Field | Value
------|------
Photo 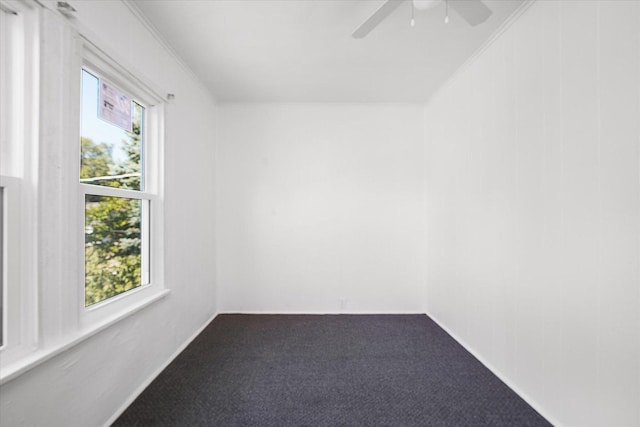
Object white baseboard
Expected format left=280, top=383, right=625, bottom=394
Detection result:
left=426, top=312, right=562, bottom=427
left=103, top=311, right=219, bottom=427
left=217, top=310, right=426, bottom=315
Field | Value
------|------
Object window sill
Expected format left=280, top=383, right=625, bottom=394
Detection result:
left=0, top=289, right=170, bottom=385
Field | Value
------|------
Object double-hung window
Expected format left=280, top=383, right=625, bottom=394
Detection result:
left=79, top=47, right=164, bottom=319
left=0, top=0, right=38, bottom=366
left=1, top=3, right=167, bottom=382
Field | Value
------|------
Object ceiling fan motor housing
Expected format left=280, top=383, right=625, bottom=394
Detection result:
left=413, top=0, right=442, bottom=11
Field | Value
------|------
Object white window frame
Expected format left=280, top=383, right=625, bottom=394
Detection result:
left=0, top=0, right=39, bottom=367
left=0, top=1, right=169, bottom=384
left=0, top=176, right=24, bottom=357
left=78, top=42, right=166, bottom=327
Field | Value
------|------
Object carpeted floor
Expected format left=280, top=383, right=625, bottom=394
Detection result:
left=114, top=314, right=550, bottom=426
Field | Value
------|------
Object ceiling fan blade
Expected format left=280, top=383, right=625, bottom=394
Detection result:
left=449, top=0, right=492, bottom=26
left=352, top=0, right=407, bottom=39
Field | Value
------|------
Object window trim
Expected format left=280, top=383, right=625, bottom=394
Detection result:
left=0, top=0, right=169, bottom=385
left=77, top=41, right=166, bottom=327
left=0, top=0, right=39, bottom=368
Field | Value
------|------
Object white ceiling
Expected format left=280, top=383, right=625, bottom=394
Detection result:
left=133, top=0, right=525, bottom=103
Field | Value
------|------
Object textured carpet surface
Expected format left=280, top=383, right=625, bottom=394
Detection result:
left=114, top=314, right=550, bottom=426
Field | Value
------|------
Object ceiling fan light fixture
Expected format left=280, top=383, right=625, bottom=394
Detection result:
left=352, top=0, right=492, bottom=39
left=413, top=0, right=442, bottom=11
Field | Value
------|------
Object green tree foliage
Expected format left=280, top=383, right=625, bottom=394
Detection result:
left=84, top=196, right=141, bottom=305
left=115, top=102, right=143, bottom=190
left=81, top=137, right=113, bottom=180
left=83, top=107, right=143, bottom=306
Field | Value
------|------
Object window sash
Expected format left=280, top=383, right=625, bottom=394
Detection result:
left=82, top=194, right=151, bottom=307
left=0, top=175, right=28, bottom=357
left=79, top=183, right=157, bottom=201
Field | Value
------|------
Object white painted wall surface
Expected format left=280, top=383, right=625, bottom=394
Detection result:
left=216, top=104, right=426, bottom=313
left=424, top=1, right=640, bottom=426
left=0, top=2, right=217, bottom=426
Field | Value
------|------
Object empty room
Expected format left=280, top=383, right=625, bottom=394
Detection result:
left=0, top=0, right=638, bottom=425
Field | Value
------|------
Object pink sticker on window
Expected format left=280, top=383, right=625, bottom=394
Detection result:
left=99, top=80, right=132, bottom=132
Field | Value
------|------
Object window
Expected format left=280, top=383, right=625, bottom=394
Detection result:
left=1, top=2, right=167, bottom=381
left=0, top=1, right=14, bottom=351
left=0, top=0, right=38, bottom=366
left=80, top=69, right=149, bottom=306
left=79, top=57, right=162, bottom=310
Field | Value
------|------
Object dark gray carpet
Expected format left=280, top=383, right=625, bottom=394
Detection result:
left=114, top=314, right=550, bottom=426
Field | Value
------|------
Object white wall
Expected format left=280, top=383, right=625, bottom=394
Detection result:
left=216, top=104, right=426, bottom=313
left=424, top=1, right=639, bottom=426
left=0, top=2, right=217, bottom=426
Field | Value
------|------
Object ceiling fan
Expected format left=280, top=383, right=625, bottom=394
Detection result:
left=352, top=0, right=492, bottom=39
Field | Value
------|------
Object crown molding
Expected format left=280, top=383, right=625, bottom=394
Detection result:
left=121, top=0, right=217, bottom=103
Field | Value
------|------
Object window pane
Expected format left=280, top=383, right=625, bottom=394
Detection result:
left=80, top=69, right=144, bottom=191
left=85, top=195, right=142, bottom=306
